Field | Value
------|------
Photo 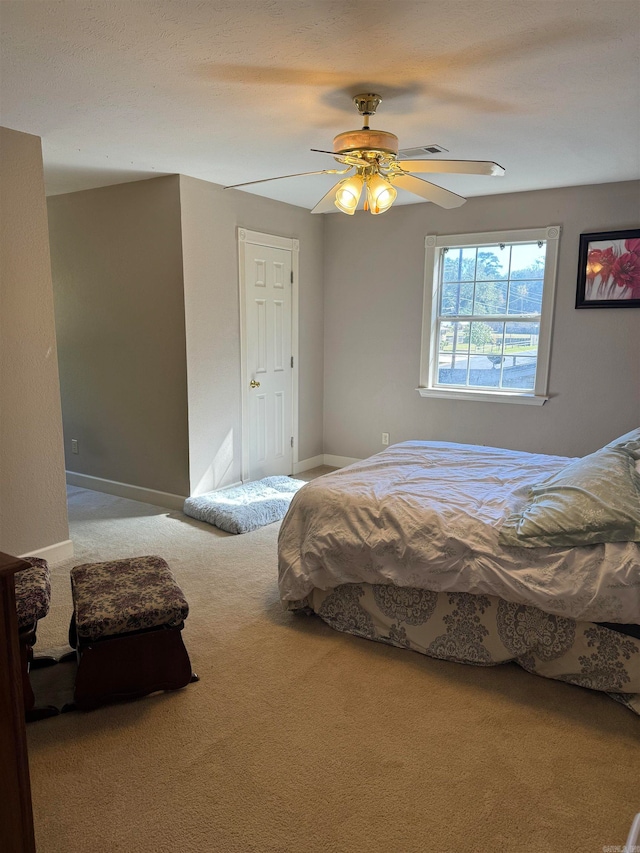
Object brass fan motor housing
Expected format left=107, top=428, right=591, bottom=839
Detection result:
left=223, top=88, right=501, bottom=215
left=333, top=129, right=399, bottom=157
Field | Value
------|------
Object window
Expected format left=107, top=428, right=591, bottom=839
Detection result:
left=419, top=226, right=561, bottom=405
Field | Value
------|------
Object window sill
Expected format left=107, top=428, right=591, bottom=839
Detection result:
left=416, top=387, right=548, bottom=405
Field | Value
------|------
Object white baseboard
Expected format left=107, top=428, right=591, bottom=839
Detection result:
left=19, top=538, right=74, bottom=565
left=66, top=471, right=187, bottom=512
left=323, top=454, right=362, bottom=469
left=293, top=454, right=362, bottom=473
left=66, top=460, right=362, bottom=510
left=293, top=455, right=324, bottom=474
left=193, top=479, right=242, bottom=495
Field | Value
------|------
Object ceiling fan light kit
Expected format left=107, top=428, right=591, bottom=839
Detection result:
left=334, top=174, right=364, bottom=214
left=224, top=93, right=505, bottom=216
left=365, top=173, right=397, bottom=214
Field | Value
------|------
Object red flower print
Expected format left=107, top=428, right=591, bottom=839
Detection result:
left=586, top=249, right=602, bottom=280
left=599, top=246, right=615, bottom=280
left=612, top=252, right=640, bottom=297
left=587, top=246, right=615, bottom=281
left=625, top=238, right=640, bottom=256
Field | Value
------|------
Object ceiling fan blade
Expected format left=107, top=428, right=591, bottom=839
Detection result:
left=392, top=173, right=467, bottom=209
left=310, top=149, right=370, bottom=167
left=397, top=159, right=505, bottom=176
left=224, top=168, right=349, bottom=189
left=310, top=180, right=343, bottom=214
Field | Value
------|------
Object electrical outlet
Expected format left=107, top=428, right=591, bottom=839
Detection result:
left=381, top=432, right=389, bottom=446
left=71, top=439, right=79, bottom=454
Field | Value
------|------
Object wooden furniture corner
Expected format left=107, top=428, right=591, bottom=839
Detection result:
left=0, top=551, right=36, bottom=853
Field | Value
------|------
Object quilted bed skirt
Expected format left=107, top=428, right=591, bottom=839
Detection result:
left=286, top=584, right=640, bottom=715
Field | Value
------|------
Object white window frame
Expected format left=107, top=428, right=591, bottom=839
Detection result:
left=418, top=226, right=561, bottom=405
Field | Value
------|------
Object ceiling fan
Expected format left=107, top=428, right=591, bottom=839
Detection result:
left=225, top=93, right=505, bottom=215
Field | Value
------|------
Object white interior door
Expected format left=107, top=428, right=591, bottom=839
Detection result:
left=241, top=235, right=294, bottom=481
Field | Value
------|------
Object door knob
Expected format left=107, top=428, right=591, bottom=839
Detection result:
left=250, top=379, right=261, bottom=388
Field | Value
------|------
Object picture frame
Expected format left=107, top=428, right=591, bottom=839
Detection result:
left=575, top=228, right=640, bottom=308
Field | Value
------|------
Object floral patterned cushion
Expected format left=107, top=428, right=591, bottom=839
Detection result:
left=15, top=557, right=51, bottom=631
left=70, top=555, right=189, bottom=641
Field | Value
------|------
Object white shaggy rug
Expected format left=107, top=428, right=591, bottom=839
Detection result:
left=183, top=475, right=306, bottom=533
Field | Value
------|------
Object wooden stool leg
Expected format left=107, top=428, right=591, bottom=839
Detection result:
left=19, top=636, right=59, bottom=722
left=75, top=626, right=194, bottom=711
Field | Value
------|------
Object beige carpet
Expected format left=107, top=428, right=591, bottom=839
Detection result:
left=28, top=478, right=639, bottom=853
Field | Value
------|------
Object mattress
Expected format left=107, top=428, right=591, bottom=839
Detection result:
left=278, top=441, right=640, bottom=625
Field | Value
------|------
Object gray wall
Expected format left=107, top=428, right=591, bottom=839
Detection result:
left=179, top=175, right=324, bottom=494
left=48, top=176, right=191, bottom=496
left=0, top=127, right=69, bottom=555
left=48, top=173, right=324, bottom=499
left=323, top=180, right=640, bottom=460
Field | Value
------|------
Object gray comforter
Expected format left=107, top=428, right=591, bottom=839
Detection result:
left=278, top=441, right=640, bottom=624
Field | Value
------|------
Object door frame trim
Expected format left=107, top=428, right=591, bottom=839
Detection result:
left=238, top=228, right=299, bottom=482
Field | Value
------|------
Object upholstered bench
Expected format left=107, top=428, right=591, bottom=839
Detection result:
left=15, top=557, right=52, bottom=714
left=69, top=555, right=196, bottom=710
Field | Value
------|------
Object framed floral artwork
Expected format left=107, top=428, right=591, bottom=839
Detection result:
left=576, top=228, right=640, bottom=308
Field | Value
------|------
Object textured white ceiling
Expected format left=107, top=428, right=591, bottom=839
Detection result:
left=1, top=0, right=639, bottom=209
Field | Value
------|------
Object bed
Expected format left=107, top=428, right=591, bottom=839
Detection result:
left=278, top=434, right=640, bottom=714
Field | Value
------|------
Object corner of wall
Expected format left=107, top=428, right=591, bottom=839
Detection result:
left=0, top=126, right=70, bottom=555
